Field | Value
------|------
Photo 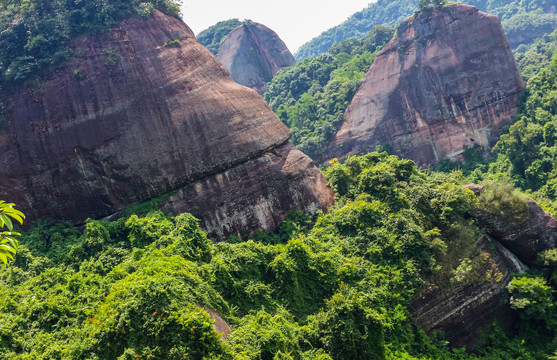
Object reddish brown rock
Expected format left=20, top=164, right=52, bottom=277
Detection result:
left=325, top=4, right=524, bottom=166
left=411, top=236, right=528, bottom=349
left=217, top=23, right=295, bottom=94
left=0, top=10, right=333, bottom=239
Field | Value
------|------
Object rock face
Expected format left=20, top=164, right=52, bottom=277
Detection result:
left=0, top=10, right=333, bottom=240
left=217, top=23, right=295, bottom=94
left=476, top=200, right=557, bottom=267
left=325, top=4, right=524, bottom=166
left=411, top=236, right=528, bottom=349
left=412, top=186, right=557, bottom=349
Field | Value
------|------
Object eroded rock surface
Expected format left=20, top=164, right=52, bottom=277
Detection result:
left=217, top=23, right=295, bottom=94
left=0, top=10, right=333, bottom=239
left=413, top=186, right=557, bottom=349
left=325, top=4, right=524, bottom=166
left=411, top=236, right=528, bottom=349
left=476, top=200, right=557, bottom=267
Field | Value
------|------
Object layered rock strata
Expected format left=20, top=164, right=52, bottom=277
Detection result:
left=411, top=236, right=528, bottom=349
left=0, top=10, right=333, bottom=239
left=413, top=185, right=557, bottom=349
left=476, top=200, right=557, bottom=267
left=217, top=23, right=295, bottom=94
left=325, top=4, right=524, bottom=166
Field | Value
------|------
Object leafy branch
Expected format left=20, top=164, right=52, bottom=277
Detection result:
left=0, top=201, right=25, bottom=265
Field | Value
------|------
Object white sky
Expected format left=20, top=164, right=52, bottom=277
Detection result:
left=181, top=1, right=375, bottom=53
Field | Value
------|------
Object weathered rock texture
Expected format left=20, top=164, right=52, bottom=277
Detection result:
left=325, top=4, right=524, bottom=166
left=412, top=185, right=557, bottom=349
left=476, top=200, right=557, bottom=267
left=0, top=10, right=333, bottom=240
left=217, top=23, right=295, bottom=94
left=411, top=236, right=528, bottom=349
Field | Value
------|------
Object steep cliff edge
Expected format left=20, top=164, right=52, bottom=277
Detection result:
left=0, top=10, right=333, bottom=240
left=217, top=23, right=295, bottom=94
left=325, top=4, right=524, bottom=166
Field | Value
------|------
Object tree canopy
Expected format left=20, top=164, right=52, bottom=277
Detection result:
left=0, top=0, right=182, bottom=87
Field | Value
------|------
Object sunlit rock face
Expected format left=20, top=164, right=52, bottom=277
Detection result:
left=217, top=23, right=295, bottom=94
left=325, top=4, right=524, bottom=166
left=0, top=10, right=333, bottom=240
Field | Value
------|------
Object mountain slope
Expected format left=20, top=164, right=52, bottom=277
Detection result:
left=217, top=23, right=296, bottom=94
left=324, top=4, right=524, bottom=165
left=0, top=10, right=333, bottom=240
left=295, top=0, right=557, bottom=60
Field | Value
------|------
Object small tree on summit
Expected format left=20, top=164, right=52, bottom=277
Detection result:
left=418, top=0, right=447, bottom=10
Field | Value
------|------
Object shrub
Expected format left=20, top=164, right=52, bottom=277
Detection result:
left=164, top=39, right=181, bottom=48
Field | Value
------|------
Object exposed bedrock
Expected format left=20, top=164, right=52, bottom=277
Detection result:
left=0, top=10, right=333, bottom=239
left=324, top=4, right=524, bottom=166
left=411, top=236, right=528, bottom=349
left=217, top=23, right=295, bottom=94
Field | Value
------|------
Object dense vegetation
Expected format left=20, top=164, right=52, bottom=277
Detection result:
left=0, top=0, right=181, bottom=87
left=1, top=1, right=557, bottom=359
left=295, top=0, right=557, bottom=60
left=196, top=19, right=243, bottom=55
left=263, top=26, right=394, bottom=159
left=1, top=153, right=555, bottom=359
left=295, top=0, right=418, bottom=61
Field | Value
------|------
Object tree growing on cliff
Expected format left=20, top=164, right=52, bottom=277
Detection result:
left=418, top=0, right=447, bottom=11
left=0, top=201, right=24, bottom=264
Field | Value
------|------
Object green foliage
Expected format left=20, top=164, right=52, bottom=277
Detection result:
left=308, top=285, right=385, bottom=360
left=137, top=2, right=154, bottom=19
left=295, top=0, right=419, bottom=60
left=163, top=39, right=181, bottom=48
left=477, top=181, right=530, bottom=223
left=0, top=201, right=24, bottom=265
left=1, top=154, right=556, bottom=358
left=72, top=66, right=85, bottom=80
left=264, top=26, right=393, bottom=159
left=226, top=308, right=308, bottom=359
left=508, top=276, right=556, bottom=329
left=103, top=47, right=120, bottom=67
left=418, top=0, right=447, bottom=11
left=197, top=19, right=244, bottom=55
left=296, top=0, right=556, bottom=60
left=0, top=0, right=182, bottom=87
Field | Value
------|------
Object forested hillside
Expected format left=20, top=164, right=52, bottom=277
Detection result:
left=196, top=19, right=244, bottom=55
left=2, top=153, right=556, bottom=359
left=295, top=0, right=557, bottom=60
left=1, top=0, right=557, bottom=359
left=263, top=26, right=394, bottom=159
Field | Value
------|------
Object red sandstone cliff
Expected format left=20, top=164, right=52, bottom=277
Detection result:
left=0, top=10, right=333, bottom=240
left=325, top=4, right=524, bottom=166
left=217, top=23, right=295, bottom=94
